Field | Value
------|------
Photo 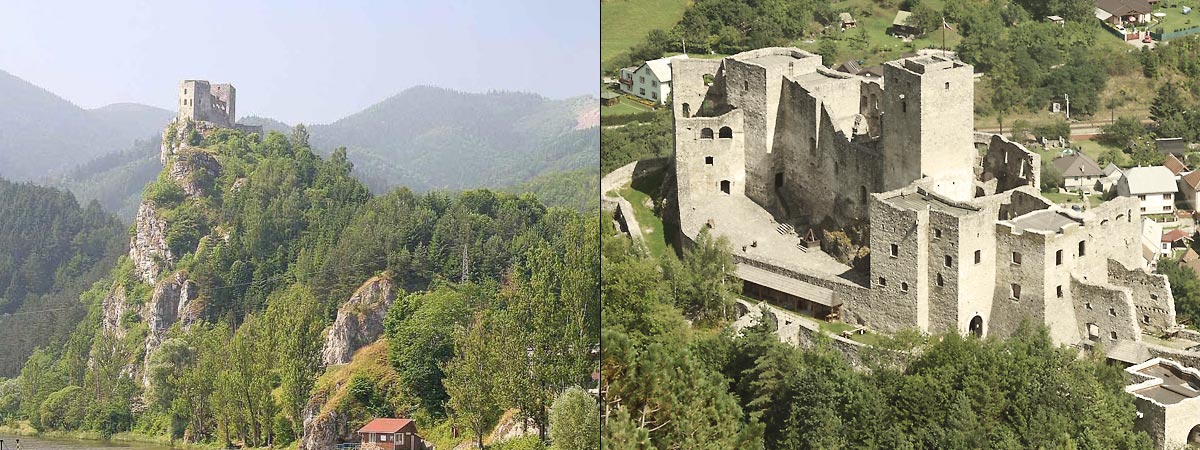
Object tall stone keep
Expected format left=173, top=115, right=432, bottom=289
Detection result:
left=880, top=55, right=975, bottom=201
left=179, top=80, right=237, bottom=128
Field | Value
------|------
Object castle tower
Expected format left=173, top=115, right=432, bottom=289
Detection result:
left=880, top=56, right=975, bottom=201
left=177, top=80, right=235, bottom=127
left=178, top=80, right=209, bottom=123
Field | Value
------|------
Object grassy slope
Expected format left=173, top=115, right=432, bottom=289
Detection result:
left=810, top=0, right=961, bottom=67
left=600, top=0, right=690, bottom=69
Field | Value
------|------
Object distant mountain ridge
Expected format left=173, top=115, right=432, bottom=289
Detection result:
left=0, top=69, right=173, bottom=181
left=308, top=86, right=599, bottom=193
left=2, top=74, right=597, bottom=218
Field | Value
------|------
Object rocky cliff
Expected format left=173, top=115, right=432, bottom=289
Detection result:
left=128, top=202, right=172, bottom=285
left=321, top=275, right=397, bottom=366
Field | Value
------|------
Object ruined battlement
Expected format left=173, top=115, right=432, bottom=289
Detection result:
left=177, top=80, right=261, bottom=135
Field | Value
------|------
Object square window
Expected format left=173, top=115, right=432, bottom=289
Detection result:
left=1110, top=331, right=1118, bottom=340
left=705, top=156, right=714, bottom=165
left=934, top=228, right=942, bottom=239
left=901, top=282, right=909, bottom=292
left=1012, top=252, right=1022, bottom=265
left=878, top=277, right=887, bottom=287
left=1109, top=308, right=1117, bottom=316
left=1010, top=283, right=1021, bottom=300
left=890, top=244, right=899, bottom=257
left=944, top=255, right=952, bottom=268
left=1143, top=314, right=1151, bottom=324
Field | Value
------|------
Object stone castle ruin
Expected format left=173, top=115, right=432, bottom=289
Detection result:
left=177, top=80, right=263, bottom=134
left=669, top=48, right=1177, bottom=348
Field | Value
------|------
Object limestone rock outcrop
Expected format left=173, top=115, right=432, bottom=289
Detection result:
left=169, top=150, right=221, bottom=197
left=321, top=275, right=397, bottom=366
left=100, top=287, right=129, bottom=341
left=129, top=202, right=172, bottom=285
left=141, top=272, right=202, bottom=383
left=299, top=393, right=346, bottom=450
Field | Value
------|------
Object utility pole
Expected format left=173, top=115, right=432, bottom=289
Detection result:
left=682, top=36, right=688, bottom=56
left=1064, top=93, right=1071, bottom=121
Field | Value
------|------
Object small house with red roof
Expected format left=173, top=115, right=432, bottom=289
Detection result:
left=1161, top=228, right=1192, bottom=255
left=357, top=418, right=425, bottom=450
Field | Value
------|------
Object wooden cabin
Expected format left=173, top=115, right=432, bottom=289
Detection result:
left=357, top=418, right=424, bottom=450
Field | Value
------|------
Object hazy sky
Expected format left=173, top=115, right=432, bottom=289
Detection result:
left=0, top=0, right=598, bottom=124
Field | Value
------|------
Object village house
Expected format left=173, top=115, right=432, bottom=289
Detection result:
left=619, top=54, right=688, bottom=105
left=1118, top=166, right=1178, bottom=215
left=1179, top=170, right=1200, bottom=210
left=1100, top=163, right=1124, bottom=193
left=1052, top=153, right=1105, bottom=192
left=839, top=12, right=857, bottom=29
left=1095, top=0, right=1154, bottom=25
left=357, top=418, right=424, bottom=450
left=1157, top=137, right=1189, bottom=157
left=1160, top=228, right=1191, bottom=255
left=891, top=10, right=920, bottom=36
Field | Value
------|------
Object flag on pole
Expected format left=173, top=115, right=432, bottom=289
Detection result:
left=943, top=18, right=955, bottom=31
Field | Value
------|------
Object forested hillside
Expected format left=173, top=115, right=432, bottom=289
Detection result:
left=0, top=122, right=599, bottom=450
left=0, top=179, right=125, bottom=376
left=310, top=86, right=599, bottom=193
left=0, top=69, right=170, bottom=181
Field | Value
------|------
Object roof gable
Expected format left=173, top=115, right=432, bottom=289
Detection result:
left=1183, top=170, right=1200, bottom=190
left=640, top=55, right=688, bottom=83
left=1165, top=153, right=1189, bottom=175
left=1095, top=0, right=1153, bottom=15
left=1052, top=154, right=1104, bottom=178
left=358, top=418, right=414, bottom=434
left=1122, top=166, right=1178, bottom=194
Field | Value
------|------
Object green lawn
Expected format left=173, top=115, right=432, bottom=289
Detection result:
left=1043, top=191, right=1085, bottom=204
left=618, top=167, right=670, bottom=259
left=601, top=0, right=690, bottom=70
left=1152, top=0, right=1200, bottom=34
left=601, top=95, right=656, bottom=117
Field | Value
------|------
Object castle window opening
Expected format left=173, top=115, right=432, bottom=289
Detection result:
left=945, top=82, right=950, bottom=90
left=1010, top=284, right=1021, bottom=300
left=1056, top=285, right=1063, bottom=298
left=1078, top=240, right=1085, bottom=256
left=1110, top=331, right=1118, bottom=340
left=860, top=186, right=867, bottom=204
left=682, top=103, right=691, bottom=118
left=1086, top=302, right=1093, bottom=310
left=705, top=156, right=714, bottom=165
left=974, top=250, right=982, bottom=264
left=934, top=228, right=942, bottom=239
left=1109, top=307, right=1117, bottom=316
left=809, top=137, right=817, bottom=156
left=1151, top=294, right=1159, bottom=300
left=878, top=277, right=887, bottom=287
left=775, top=172, right=784, bottom=187
left=944, top=255, right=952, bottom=268
left=1012, top=252, right=1022, bottom=265
left=720, top=180, right=731, bottom=194
left=1143, top=314, right=1151, bottom=324
left=902, top=100, right=907, bottom=113
left=890, top=244, right=898, bottom=257
left=936, top=273, right=944, bottom=287
left=184, top=88, right=188, bottom=94
left=701, top=128, right=714, bottom=139
left=719, top=127, right=733, bottom=139
left=1088, top=323, right=1099, bottom=339
left=744, top=80, right=748, bottom=90
left=1055, top=250, right=1063, bottom=266
left=901, top=282, right=909, bottom=292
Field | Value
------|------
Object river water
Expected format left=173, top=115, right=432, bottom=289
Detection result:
left=0, top=435, right=172, bottom=450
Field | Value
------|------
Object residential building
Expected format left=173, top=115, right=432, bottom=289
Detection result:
left=357, top=418, right=424, bottom=450
left=1157, top=137, right=1188, bottom=157
left=1118, top=166, right=1177, bottom=215
left=840, top=12, right=857, bottom=29
left=618, top=54, right=688, bottom=105
left=1161, top=228, right=1191, bottom=255
left=1052, top=153, right=1105, bottom=192
left=1179, top=170, right=1200, bottom=210
left=1095, top=0, right=1154, bottom=25
left=1100, top=163, right=1124, bottom=193
left=891, top=10, right=920, bottom=36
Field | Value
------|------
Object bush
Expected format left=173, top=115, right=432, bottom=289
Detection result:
left=39, top=385, right=85, bottom=430
left=144, top=177, right=186, bottom=207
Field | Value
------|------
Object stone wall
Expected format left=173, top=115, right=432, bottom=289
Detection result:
left=867, top=188, right=928, bottom=333
left=1109, top=259, right=1176, bottom=335
left=982, top=134, right=1040, bottom=192
left=1070, top=276, right=1140, bottom=344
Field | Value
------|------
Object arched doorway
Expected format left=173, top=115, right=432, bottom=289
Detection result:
left=1189, top=424, right=1200, bottom=444
left=968, top=316, right=984, bottom=337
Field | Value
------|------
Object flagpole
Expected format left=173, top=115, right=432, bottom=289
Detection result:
left=942, top=16, right=946, bottom=57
